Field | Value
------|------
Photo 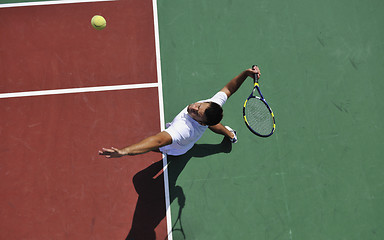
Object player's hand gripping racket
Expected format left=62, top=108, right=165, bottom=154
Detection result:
left=243, top=65, right=276, bottom=137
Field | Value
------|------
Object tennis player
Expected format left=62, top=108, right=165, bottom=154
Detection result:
left=99, top=66, right=261, bottom=157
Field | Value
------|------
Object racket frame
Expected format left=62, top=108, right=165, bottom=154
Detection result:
left=242, top=68, right=276, bottom=137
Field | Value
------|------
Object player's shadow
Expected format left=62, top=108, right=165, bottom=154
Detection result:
left=125, top=137, right=232, bottom=240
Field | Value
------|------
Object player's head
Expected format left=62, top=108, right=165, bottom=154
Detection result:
left=187, top=102, right=223, bottom=126
left=204, top=102, right=223, bottom=125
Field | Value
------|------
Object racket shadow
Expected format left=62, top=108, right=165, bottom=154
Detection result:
left=126, top=137, right=233, bottom=240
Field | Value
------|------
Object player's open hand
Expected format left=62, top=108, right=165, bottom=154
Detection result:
left=99, top=147, right=125, bottom=158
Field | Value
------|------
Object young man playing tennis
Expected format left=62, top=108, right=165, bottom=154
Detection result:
left=99, top=66, right=261, bottom=158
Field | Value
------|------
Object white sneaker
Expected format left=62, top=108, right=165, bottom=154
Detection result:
left=225, top=126, right=238, bottom=143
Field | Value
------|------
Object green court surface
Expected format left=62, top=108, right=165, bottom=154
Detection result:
left=158, top=0, right=384, bottom=239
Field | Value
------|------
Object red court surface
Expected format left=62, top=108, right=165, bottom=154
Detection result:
left=0, top=0, right=168, bottom=239
left=1, top=0, right=157, bottom=93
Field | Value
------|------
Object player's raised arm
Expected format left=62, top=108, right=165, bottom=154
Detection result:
left=220, top=66, right=261, bottom=98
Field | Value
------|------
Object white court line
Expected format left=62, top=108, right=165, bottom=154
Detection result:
left=152, top=0, right=173, bottom=239
left=0, top=0, right=115, bottom=8
left=0, top=83, right=158, bottom=99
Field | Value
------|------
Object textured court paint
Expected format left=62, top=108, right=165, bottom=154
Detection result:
left=0, top=0, right=169, bottom=239
left=0, top=0, right=157, bottom=93
left=158, top=0, right=384, bottom=239
left=0, top=89, right=164, bottom=239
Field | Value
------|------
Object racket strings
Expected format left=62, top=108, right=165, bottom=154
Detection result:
left=245, top=98, right=274, bottom=135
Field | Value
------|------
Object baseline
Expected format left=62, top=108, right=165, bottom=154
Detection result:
left=0, top=83, right=158, bottom=99
left=0, top=0, right=115, bottom=8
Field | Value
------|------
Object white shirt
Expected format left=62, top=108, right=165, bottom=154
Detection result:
left=159, top=91, right=228, bottom=156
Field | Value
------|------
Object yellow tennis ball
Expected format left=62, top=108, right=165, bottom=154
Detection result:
left=91, top=15, right=106, bottom=30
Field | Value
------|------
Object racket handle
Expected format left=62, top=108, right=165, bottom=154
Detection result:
left=251, top=65, right=259, bottom=82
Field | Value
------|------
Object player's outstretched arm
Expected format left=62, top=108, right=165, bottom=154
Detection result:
left=220, top=66, right=261, bottom=98
left=99, top=131, right=172, bottom=158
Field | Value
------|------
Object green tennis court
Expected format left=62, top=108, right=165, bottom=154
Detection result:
left=158, top=0, right=384, bottom=239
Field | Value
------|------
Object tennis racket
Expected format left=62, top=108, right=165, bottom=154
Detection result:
left=243, top=65, right=275, bottom=137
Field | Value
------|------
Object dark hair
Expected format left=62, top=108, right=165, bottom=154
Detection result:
left=204, top=102, right=223, bottom=126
